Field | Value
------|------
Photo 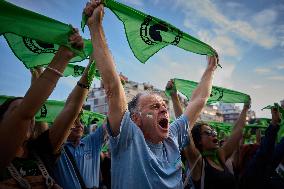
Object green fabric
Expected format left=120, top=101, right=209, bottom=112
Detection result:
left=0, top=95, right=65, bottom=123
left=4, top=33, right=93, bottom=69
left=0, top=0, right=85, bottom=57
left=262, top=103, right=284, bottom=142
left=208, top=121, right=268, bottom=139
left=63, top=63, right=101, bottom=78
left=82, top=0, right=216, bottom=63
left=62, top=64, right=86, bottom=77
left=87, top=60, right=101, bottom=86
left=0, top=95, right=106, bottom=125
left=34, top=99, right=65, bottom=123
left=101, top=144, right=109, bottom=153
left=208, top=121, right=232, bottom=135
left=80, top=110, right=106, bottom=126
left=201, top=150, right=220, bottom=166
left=166, top=78, right=250, bottom=104
left=247, top=118, right=270, bottom=129
left=81, top=13, right=87, bottom=33
left=0, top=95, right=11, bottom=105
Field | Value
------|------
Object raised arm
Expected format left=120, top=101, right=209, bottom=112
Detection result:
left=270, top=108, right=283, bottom=170
left=50, top=53, right=94, bottom=154
left=0, top=31, right=82, bottom=169
left=219, top=100, right=250, bottom=161
left=85, top=1, right=127, bottom=136
left=166, top=79, right=183, bottom=118
left=184, top=56, right=218, bottom=127
left=242, top=108, right=281, bottom=178
left=183, top=56, right=218, bottom=181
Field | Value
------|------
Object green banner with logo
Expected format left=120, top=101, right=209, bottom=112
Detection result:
left=0, top=95, right=105, bottom=126
left=82, top=0, right=216, bottom=63
left=165, top=78, right=250, bottom=104
left=4, top=33, right=93, bottom=69
left=0, top=0, right=85, bottom=57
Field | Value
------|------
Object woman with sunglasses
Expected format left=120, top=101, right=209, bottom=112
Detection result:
left=186, top=100, right=251, bottom=189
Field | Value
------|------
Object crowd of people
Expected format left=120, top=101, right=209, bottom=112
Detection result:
left=0, top=1, right=283, bottom=189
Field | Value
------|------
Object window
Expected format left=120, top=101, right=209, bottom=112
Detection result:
left=83, top=105, right=91, bottom=111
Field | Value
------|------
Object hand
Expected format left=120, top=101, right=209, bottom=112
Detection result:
left=165, top=79, right=177, bottom=95
left=30, top=67, right=44, bottom=79
left=59, top=28, right=84, bottom=58
left=69, top=28, right=84, bottom=50
left=119, top=73, right=127, bottom=85
left=271, top=108, right=281, bottom=126
left=244, top=97, right=251, bottom=109
left=206, top=55, right=218, bottom=71
left=84, top=0, right=104, bottom=27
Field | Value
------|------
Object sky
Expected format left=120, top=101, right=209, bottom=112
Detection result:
left=0, top=0, right=284, bottom=118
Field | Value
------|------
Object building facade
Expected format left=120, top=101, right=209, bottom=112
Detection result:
left=85, top=76, right=174, bottom=118
left=86, top=77, right=255, bottom=124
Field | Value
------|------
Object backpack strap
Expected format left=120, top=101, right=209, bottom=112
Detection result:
left=183, top=154, right=202, bottom=188
left=33, top=152, right=55, bottom=189
left=7, top=163, right=31, bottom=189
left=64, top=145, right=87, bottom=189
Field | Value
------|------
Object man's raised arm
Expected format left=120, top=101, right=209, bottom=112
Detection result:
left=85, top=1, right=127, bottom=136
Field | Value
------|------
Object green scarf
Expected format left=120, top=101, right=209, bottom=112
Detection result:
left=0, top=95, right=106, bottom=125
left=165, top=78, right=250, bottom=104
left=201, top=150, right=220, bottom=166
left=4, top=33, right=93, bottom=69
left=81, top=0, right=217, bottom=63
left=0, top=0, right=85, bottom=57
left=262, top=103, right=284, bottom=142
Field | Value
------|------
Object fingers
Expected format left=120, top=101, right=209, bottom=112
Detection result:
left=91, top=0, right=101, bottom=7
left=206, top=56, right=218, bottom=71
left=166, top=80, right=174, bottom=90
left=35, top=67, right=44, bottom=75
left=244, top=96, right=251, bottom=108
left=84, top=0, right=102, bottom=16
left=70, top=36, right=84, bottom=49
left=69, top=29, right=84, bottom=50
left=84, top=2, right=94, bottom=17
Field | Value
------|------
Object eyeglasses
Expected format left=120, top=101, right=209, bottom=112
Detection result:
left=201, top=129, right=217, bottom=137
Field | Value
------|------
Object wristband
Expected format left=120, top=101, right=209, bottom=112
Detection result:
left=46, top=67, right=63, bottom=77
left=77, top=81, right=90, bottom=89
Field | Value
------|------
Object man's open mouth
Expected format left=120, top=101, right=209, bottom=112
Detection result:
left=159, top=118, right=168, bottom=129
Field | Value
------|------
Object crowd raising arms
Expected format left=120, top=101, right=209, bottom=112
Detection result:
left=0, top=30, right=84, bottom=171
left=1, top=0, right=283, bottom=189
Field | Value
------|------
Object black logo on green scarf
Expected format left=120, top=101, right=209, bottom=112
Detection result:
left=210, top=88, right=224, bottom=101
left=40, top=104, right=47, bottom=118
left=74, top=65, right=85, bottom=76
left=23, top=37, right=57, bottom=54
left=140, top=15, right=182, bottom=45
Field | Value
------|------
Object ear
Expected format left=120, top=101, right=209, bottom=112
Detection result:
left=131, top=112, right=142, bottom=127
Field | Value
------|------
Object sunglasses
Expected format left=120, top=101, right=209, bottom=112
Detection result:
left=201, top=129, right=217, bottom=137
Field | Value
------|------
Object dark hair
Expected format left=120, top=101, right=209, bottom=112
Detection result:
left=191, top=122, right=210, bottom=152
left=0, top=97, right=23, bottom=121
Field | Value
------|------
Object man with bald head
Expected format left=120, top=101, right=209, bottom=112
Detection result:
left=84, top=1, right=218, bottom=188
